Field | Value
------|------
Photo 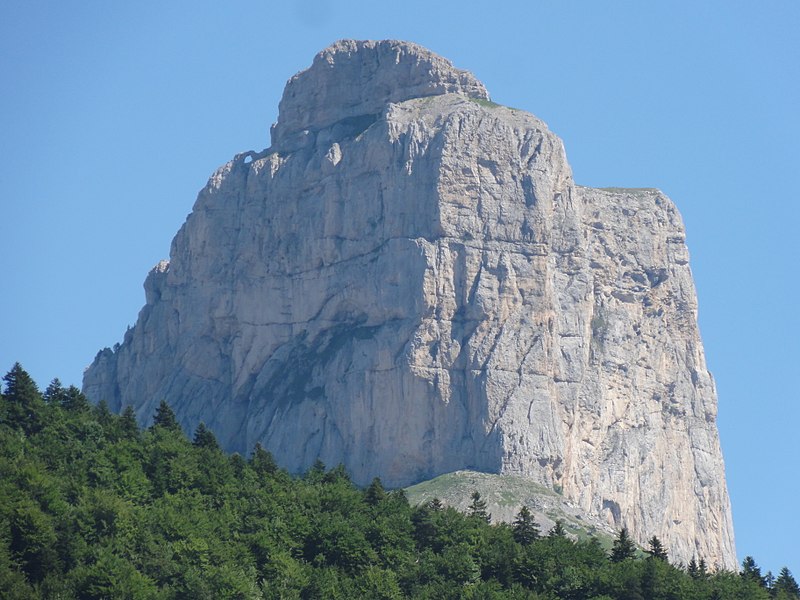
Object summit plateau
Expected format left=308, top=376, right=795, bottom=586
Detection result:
left=84, top=40, right=736, bottom=568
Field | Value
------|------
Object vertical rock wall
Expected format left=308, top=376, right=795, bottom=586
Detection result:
left=84, top=40, right=735, bottom=568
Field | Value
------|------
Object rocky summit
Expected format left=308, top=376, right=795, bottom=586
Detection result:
left=84, top=40, right=736, bottom=568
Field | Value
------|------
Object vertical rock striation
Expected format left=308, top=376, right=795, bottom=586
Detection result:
left=83, top=39, right=735, bottom=568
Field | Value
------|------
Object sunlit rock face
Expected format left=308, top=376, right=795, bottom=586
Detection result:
left=84, top=39, right=735, bottom=568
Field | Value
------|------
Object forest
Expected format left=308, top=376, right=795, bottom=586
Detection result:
left=1, top=362, right=798, bottom=599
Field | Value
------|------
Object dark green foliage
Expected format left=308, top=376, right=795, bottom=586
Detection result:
left=611, top=527, right=637, bottom=562
left=45, top=379, right=91, bottom=413
left=775, top=567, right=800, bottom=599
left=647, top=535, right=668, bottom=561
left=42, top=378, right=64, bottom=404
left=512, top=505, right=540, bottom=546
left=92, top=398, right=112, bottom=426
left=365, top=476, right=387, bottom=506
left=698, top=557, right=708, bottom=578
left=469, top=490, right=491, bottom=523
left=427, top=497, right=444, bottom=511
left=0, top=364, right=794, bottom=600
left=549, top=519, right=567, bottom=538
left=305, top=458, right=327, bottom=482
left=119, top=405, right=140, bottom=440
left=742, top=555, right=767, bottom=587
left=150, top=399, right=180, bottom=432
left=688, top=556, right=700, bottom=578
left=250, top=441, right=278, bottom=476
left=191, top=421, right=219, bottom=450
left=2, top=363, right=44, bottom=434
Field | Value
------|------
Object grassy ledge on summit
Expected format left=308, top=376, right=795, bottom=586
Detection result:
left=405, top=470, right=619, bottom=550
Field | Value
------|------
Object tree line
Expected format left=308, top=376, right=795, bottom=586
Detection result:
left=1, top=362, right=798, bottom=599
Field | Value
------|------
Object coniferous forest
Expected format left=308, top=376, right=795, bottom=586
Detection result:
left=2, top=363, right=798, bottom=599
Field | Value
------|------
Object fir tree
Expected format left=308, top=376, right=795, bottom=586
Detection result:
left=468, top=491, right=491, bottom=523
left=119, top=405, right=140, bottom=439
left=698, top=557, right=708, bottom=578
left=2, top=362, right=44, bottom=433
left=364, top=477, right=387, bottom=506
left=229, top=452, right=246, bottom=478
left=322, top=463, right=350, bottom=484
left=548, top=519, right=567, bottom=538
left=775, top=567, right=800, bottom=598
left=305, top=458, right=327, bottom=482
left=43, top=378, right=65, bottom=404
left=647, top=535, right=668, bottom=561
left=766, top=571, right=776, bottom=591
left=512, top=505, right=540, bottom=546
left=250, top=442, right=278, bottom=476
left=427, top=497, right=444, bottom=511
left=150, top=399, right=180, bottom=432
left=611, top=527, right=637, bottom=562
left=192, top=422, right=219, bottom=450
left=741, top=556, right=766, bottom=588
left=93, top=398, right=112, bottom=425
left=61, top=385, right=90, bottom=412
left=688, top=556, right=700, bottom=578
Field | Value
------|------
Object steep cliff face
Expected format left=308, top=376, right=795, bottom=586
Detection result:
left=83, top=39, right=735, bottom=568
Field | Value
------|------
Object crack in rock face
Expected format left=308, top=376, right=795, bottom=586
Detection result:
left=83, top=39, right=736, bottom=569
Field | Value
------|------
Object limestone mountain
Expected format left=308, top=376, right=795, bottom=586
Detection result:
left=83, top=40, right=736, bottom=568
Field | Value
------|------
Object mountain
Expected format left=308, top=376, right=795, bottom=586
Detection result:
left=83, top=39, right=735, bottom=568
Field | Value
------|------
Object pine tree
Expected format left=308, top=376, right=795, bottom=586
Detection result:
left=150, top=400, right=180, bottom=432
left=549, top=519, right=567, bottom=538
left=119, top=405, right=140, bottom=439
left=61, top=385, right=90, bottom=412
left=229, top=452, right=246, bottom=478
left=688, top=556, right=700, bottom=578
left=646, top=535, right=668, bottom=561
left=305, top=458, right=327, bottom=482
left=93, top=398, right=113, bottom=426
left=512, top=505, right=540, bottom=546
left=698, top=557, right=708, bottom=578
left=775, top=567, right=800, bottom=598
left=389, top=488, right=408, bottom=506
left=250, top=443, right=278, bottom=476
left=741, top=556, right=767, bottom=588
left=192, top=422, right=219, bottom=450
left=468, top=491, right=491, bottom=523
left=427, top=498, right=444, bottom=511
left=43, top=378, right=65, bottom=404
left=2, top=362, right=44, bottom=434
left=364, top=477, right=387, bottom=506
left=765, top=571, right=775, bottom=591
left=322, top=463, right=350, bottom=483
left=610, top=527, right=637, bottom=562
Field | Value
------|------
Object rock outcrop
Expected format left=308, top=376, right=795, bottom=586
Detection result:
left=84, top=40, right=736, bottom=568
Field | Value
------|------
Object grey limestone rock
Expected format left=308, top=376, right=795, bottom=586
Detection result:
left=83, top=39, right=735, bottom=569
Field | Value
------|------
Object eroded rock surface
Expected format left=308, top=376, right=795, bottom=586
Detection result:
left=84, top=39, right=735, bottom=568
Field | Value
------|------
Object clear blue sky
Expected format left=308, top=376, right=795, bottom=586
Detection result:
left=2, top=0, right=797, bottom=576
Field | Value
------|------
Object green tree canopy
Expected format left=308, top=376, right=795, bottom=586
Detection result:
left=741, top=555, right=767, bottom=588
left=610, top=527, right=637, bottom=562
left=0, top=364, right=792, bottom=600
left=364, top=477, right=387, bottom=506
left=512, top=505, right=540, bottom=546
left=548, top=519, right=567, bottom=538
left=192, top=422, right=219, bottom=450
left=646, top=535, right=668, bottom=561
left=250, top=442, right=278, bottom=476
left=150, top=399, right=180, bottom=432
left=2, top=362, right=44, bottom=433
left=775, top=566, right=800, bottom=598
left=468, top=490, right=491, bottom=523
